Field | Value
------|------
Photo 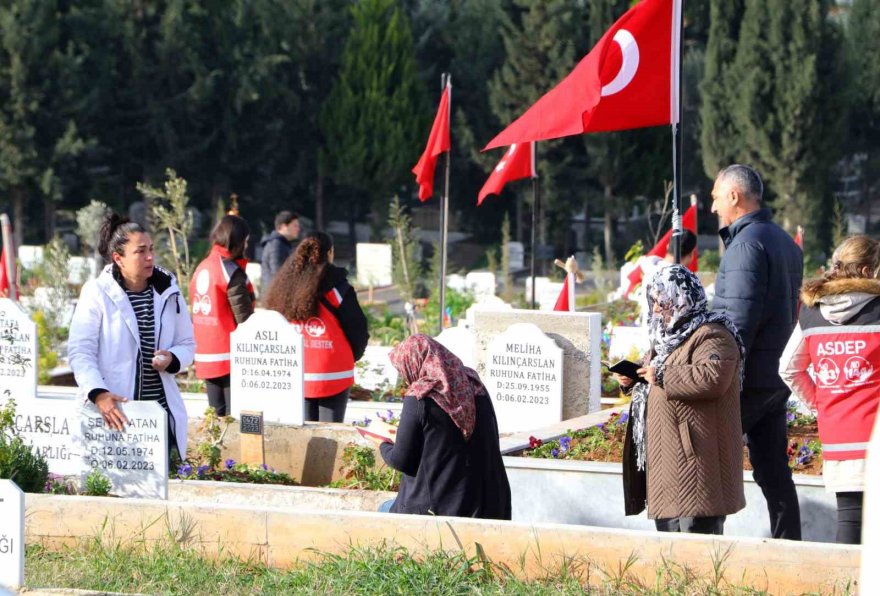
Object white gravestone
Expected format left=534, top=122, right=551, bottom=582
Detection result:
left=608, top=326, right=649, bottom=362
left=231, top=309, right=304, bottom=425
left=12, top=398, right=82, bottom=475
left=356, top=243, right=393, bottom=287
left=465, top=272, right=496, bottom=300
left=435, top=327, right=476, bottom=369
left=0, top=299, right=37, bottom=402
left=485, top=323, right=563, bottom=433
left=507, top=242, right=525, bottom=270
left=464, top=296, right=513, bottom=329
left=76, top=401, right=168, bottom=499
left=355, top=346, right=398, bottom=391
left=446, top=274, right=467, bottom=293
left=0, top=480, right=24, bottom=590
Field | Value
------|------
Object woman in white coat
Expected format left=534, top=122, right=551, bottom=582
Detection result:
left=68, top=213, right=195, bottom=459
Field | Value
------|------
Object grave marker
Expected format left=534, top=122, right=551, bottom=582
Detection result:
left=356, top=243, right=393, bottom=287
left=354, top=346, right=397, bottom=391
left=239, top=410, right=265, bottom=466
left=76, top=401, right=168, bottom=499
left=0, top=480, right=23, bottom=590
left=435, top=327, right=476, bottom=369
left=507, top=242, right=524, bottom=270
left=11, top=398, right=81, bottom=475
left=485, top=323, right=563, bottom=433
left=0, top=299, right=37, bottom=402
left=231, top=309, right=304, bottom=425
left=465, top=272, right=496, bottom=300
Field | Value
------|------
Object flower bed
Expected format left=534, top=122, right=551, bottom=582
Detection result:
left=174, top=459, right=297, bottom=486
left=521, top=403, right=823, bottom=475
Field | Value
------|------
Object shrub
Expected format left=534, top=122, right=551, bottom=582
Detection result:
left=330, top=444, right=400, bottom=492
left=0, top=400, right=50, bottom=493
left=83, top=470, right=112, bottom=496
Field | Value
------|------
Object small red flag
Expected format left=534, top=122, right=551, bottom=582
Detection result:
left=794, top=226, right=803, bottom=249
left=484, top=0, right=682, bottom=150
left=553, top=273, right=576, bottom=312
left=477, top=142, right=535, bottom=206
left=412, top=86, right=451, bottom=201
left=624, top=204, right=697, bottom=297
left=0, top=248, right=14, bottom=298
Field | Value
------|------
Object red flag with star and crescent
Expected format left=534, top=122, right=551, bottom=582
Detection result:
left=484, top=0, right=681, bottom=150
left=477, top=142, right=535, bottom=206
left=624, top=204, right=697, bottom=297
left=412, top=85, right=451, bottom=201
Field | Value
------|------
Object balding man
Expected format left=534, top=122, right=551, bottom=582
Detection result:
left=711, top=164, right=804, bottom=540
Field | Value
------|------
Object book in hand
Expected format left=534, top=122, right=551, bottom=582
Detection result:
left=602, top=359, right=646, bottom=384
left=357, top=420, right=397, bottom=444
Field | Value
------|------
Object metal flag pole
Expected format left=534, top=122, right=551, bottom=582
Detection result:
left=530, top=141, right=539, bottom=309
left=437, top=73, right=452, bottom=334
left=671, top=0, right=685, bottom=264
left=1, top=214, right=17, bottom=301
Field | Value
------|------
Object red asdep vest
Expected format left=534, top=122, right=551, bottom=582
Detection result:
left=190, top=246, right=254, bottom=379
left=292, top=287, right=355, bottom=398
left=803, top=324, right=880, bottom=460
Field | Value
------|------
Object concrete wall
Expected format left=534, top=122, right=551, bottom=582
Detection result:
left=24, top=495, right=858, bottom=594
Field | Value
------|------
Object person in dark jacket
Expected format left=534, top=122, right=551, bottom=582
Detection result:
left=260, top=210, right=300, bottom=294
left=264, top=231, right=368, bottom=422
left=710, top=164, right=804, bottom=540
left=190, top=215, right=255, bottom=416
left=366, top=335, right=511, bottom=520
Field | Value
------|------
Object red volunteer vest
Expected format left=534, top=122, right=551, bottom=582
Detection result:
left=803, top=324, right=880, bottom=460
left=190, top=246, right=254, bottom=379
left=292, top=287, right=355, bottom=398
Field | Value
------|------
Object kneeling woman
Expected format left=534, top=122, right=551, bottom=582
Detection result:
left=366, top=335, right=511, bottom=519
left=264, top=232, right=368, bottom=422
left=68, top=213, right=195, bottom=459
left=619, top=266, right=745, bottom=534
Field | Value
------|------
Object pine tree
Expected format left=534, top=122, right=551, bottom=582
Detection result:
left=320, top=0, right=425, bottom=221
left=731, top=0, right=845, bottom=252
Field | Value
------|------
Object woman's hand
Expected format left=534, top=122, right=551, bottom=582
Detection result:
left=613, top=373, right=634, bottom=389
left=94, top=392, right=129, bottom=431
left=152, top=349, right=172, bottom=372
left=637, top=366, right=657, bottom=385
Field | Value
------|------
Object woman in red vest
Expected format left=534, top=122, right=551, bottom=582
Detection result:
left=263, top=231, right=369, bottom=422
left=780, top=235, right=880, bottom=544
left=190, top=215, right=255, bottom=416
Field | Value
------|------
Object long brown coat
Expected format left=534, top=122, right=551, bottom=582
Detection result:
left=644, top=323, right=746, bottom=519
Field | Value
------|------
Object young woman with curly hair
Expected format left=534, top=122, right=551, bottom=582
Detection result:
left=263, top=231, right=369, bottom=422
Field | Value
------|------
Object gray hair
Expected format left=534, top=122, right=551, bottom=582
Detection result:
left=718, top=164, right=763, bottom=202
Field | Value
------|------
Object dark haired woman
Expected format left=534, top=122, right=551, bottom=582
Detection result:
left=68, top=213, right=195, bottom=459
left=189, top=215, right=255, bottom=416
left=264, top=231, right=368, bottom=422
left=780, top=235, right=880, bottom=544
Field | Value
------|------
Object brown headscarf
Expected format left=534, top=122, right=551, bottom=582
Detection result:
left=388, top=334, right=482, bottom=439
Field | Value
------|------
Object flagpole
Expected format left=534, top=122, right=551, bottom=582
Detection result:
left=671, top=0, right=685, bottom=264
left=530, top=142, right=539, bottom=309
left=437, top=73, right=451, bottom=334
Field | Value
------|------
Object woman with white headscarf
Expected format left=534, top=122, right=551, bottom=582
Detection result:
left=617, top=265, right=745, bottom=535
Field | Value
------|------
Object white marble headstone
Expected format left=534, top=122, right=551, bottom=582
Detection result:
left=76, top=401, right=169, bottom=499
left=355, top=346, right=398, bottom=391
left=231, top=309, right=304, bottom=425
left=435, top=327, right=476, bottom=369
left=608, top=325, right=649, bottom=362
left=465, top=272, right=496, bottom=300
left=464, top=296, right=513, bottom=328
left=0, top=480, right=23, bottom=590
left=0, top=299, right=37, bottom=402
left=356, top=243, right=393, bottom=287
left=12, top=398, right=82, bottom=475
left=485, top=323, right=563, bottom=433
left=507, top=242, right=525, bottom=270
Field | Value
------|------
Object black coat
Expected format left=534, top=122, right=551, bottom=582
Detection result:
left=319, top=265, right=369, bottom=361
left=380, top=390, right=512, bottom=520
left=712, top=209, right=803, bottom=422
left=259, top=231, right=295, bottom=292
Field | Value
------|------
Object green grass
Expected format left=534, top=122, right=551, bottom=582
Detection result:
left=23, top=538, right=853, bottom=595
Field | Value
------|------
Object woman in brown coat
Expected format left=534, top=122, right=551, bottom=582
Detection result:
left=618, top=265, right=746, bottom=535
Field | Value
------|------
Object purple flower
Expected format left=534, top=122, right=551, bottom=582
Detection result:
left=260, top=464, right=269, bottom=471
left=786, top=411, right=796, bottom=423
left=177, top=464, right=192, bottom=477
left=386, top=409, right=395, bottom=420
left=363, top=416, right=372, bottom=427
left=225, top=458, right=236, bottom=470
left=551, top=448, right=560, bottom=458
left=619, top=412, right=629, bottom=424
left=196, top=465, right=209, bottom=478
left=596, top=423, right=606, bottom=432
left=559, top=436, right=571, bottom=452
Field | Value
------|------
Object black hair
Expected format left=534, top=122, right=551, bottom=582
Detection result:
left=666, top=230, right=697, bottom=257
left=274, top=210, right=299, bottom=228
left=98, top=213, right=147, bottom=262
left=210, top=215, right=250, bottom=259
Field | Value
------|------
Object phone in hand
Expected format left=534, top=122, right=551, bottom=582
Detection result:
left=602, top=359, right=645, bottom=383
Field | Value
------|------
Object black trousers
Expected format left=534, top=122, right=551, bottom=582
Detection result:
left=206, top=375, right=232, bottom=417
left=836, top=491, right=863, bottom=545
left=744, top=397, right=802, bottom=540
left=655, top=516, right=726, bottom=535
left=305, top=388, right=350, bottom=423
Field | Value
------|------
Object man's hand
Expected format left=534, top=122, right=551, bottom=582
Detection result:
left=94, top=392, right=129, bottom=431
left=637, top=366, right=657, bottom=385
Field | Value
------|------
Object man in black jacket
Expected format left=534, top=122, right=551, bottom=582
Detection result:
left=260, top=211, right=300, bottom=294
left=711, top=164, right=804, bottom=540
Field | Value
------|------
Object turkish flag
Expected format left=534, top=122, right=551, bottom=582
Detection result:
left=412, top=86, right=451, bottom=201
left=0, top=248, right=15, bottom=298
left=477, top=142, right=535, bottom=206
left=484, top=0, right=681, bottom=150
left=553, top=273, right=576, bottom=312
left=624, top=204, right=696, bottom=297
